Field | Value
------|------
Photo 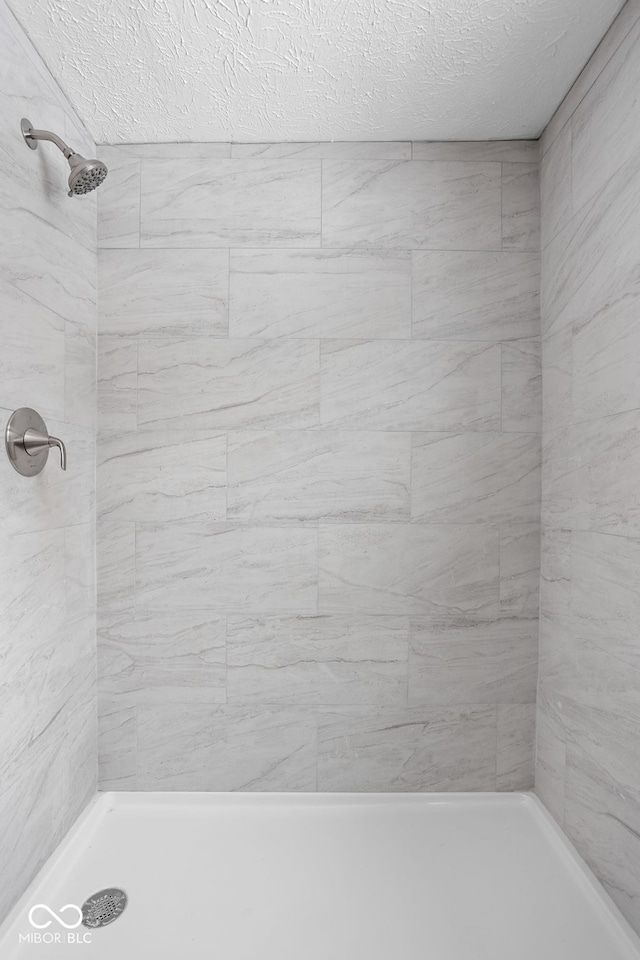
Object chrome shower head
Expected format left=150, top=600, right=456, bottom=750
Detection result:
left=21, top=118, right=108, bottom=197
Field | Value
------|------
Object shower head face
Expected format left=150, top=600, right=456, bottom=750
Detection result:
left=67, top=155, right=108, bottom=196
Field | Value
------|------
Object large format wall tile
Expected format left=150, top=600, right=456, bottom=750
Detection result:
left=138, top=338, right=319, bottom=429
left=98, top=429, right=226, bottom=521
left=0, top=0, right=97, bottom=924
left=496, top=703, right=536, bottom=790
left=99, top=249, right=229, bottom=338
left=572, top=412, right=640, bottom=537
left=541, top=150, right=640, bottom=339
left=319, top=523, right=499, bottom=616
left=499, top=523, right=541, bottom=616
left=140, top=159, right=321, bottom=247
left=97, top=135, right=541, bottom=796
left=137, top=703, right=317, bottom=791
left=408, top=618, right=538, bottom=705
left=229, top=249, right=411, bottom=339
left=322, top=160, right=501, bottom=249
left=537, top=13, right=640, bottom=935
left=320, top=340, right=501, bottom=431
left=540, top=121, right=572, bottom=249
left=501, top=163, right=540, bottom=251
left=98, top=613, right=226, bottom=703
left=136, top=522, right=318, bottom=614
left=412, top=141, right=539, bottom=162
left=98, top=337, right=137, bottom=431
left=227, top=616, right=408, bottom=705
left=411, top=432, right=540, bottom=524
left=227, top=430, right=410, bottom=522
left=412, top=250, right=539, bottom=342
left=502, top=341, right=542, bottom=433
left=231, top=142, right=411, bottom=159
left=317, top=705, right=498, bottom=791
left=97, top=157, right=140, bottom=248
left=571, top=18, right=640, bottom=214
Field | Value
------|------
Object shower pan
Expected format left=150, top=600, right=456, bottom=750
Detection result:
left=1, top=792, right=639, bottom=959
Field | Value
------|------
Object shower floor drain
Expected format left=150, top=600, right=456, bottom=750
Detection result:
left=81, top=888, right=128, bottom=928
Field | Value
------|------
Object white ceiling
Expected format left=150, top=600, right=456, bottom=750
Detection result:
left=8, top=0, right=627, bottom=144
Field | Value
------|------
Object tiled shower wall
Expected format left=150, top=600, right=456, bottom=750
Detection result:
left=97, top=139, right=541, bottom=792
left=0, top=0, right=97, bottom=924
left=536, top=0, right=640, bottom=934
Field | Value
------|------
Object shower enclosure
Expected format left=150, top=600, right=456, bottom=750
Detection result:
left=1, top=0, right=640, bottom=954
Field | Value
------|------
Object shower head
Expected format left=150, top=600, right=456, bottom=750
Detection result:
left=21, top=118, right=108, bottom=197
left=67, top=154, right=108, bottom=196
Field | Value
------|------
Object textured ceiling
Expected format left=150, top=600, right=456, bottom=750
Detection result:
left=8, top=0, right=627, bottom=144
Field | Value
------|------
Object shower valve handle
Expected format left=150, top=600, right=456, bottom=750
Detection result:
left=5, top=408, right=67, bottom=476
left=23, top=427, right=67, bottom=471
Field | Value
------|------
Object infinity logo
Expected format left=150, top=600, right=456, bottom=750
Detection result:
left=28, top=904, right=83, bottom=929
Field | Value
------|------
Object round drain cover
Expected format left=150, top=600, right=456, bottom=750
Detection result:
left=81, top=888, right=128, bottom=928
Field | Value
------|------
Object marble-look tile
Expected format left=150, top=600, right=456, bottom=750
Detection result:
left=98, top=337, right=137, bottom=431
left=0, top=280, right=64, bottom=421
left=0, top=529, right=66, bottom=763
left=573, top=295, right=640, bottom=421
left=317, top=704, right=497, bottom=791
left=571, top=530, right=640, bottom=656
left=319, top=523, right=499, bottom=617
left=99, top=249, right=229, bottom=338
left=540, top=0, right=640, bottom=155
left=227, top=430, right=410, bottom=522
left=502, top=163, right=540, bottom=252
left=98, top=429, right=226, bottom=521
left=229, top=249, right=411, bottom=339
left=412, top=141, right=539, bottom=162
left=99, top=143, right=232, bottom=160
left=411, top=250, right=540, bottom=342
left=97, top=157, right=140, bottom=248
left=563, top=700, right=640, bottom=932
left=411, top=432, right=540, bottom=524
left=0, top=208, right=96, bottom=330
left=140, top=159, right=321, bottom=247
left=97, top=698, right=137, bottom=790
left=540, top=121, right=572, bottom=249
left=571, top=18, right=640, bottom=214
left=320, top=340, right=501, bottom=432
left=136, top=703, right=317, bottom=790
left=535, top=689, right=567, bottom=826
left=572, top=413, right=640, bottom=536
left=502, top=341, right=542, bottom=433
left=0, top=421, right=92, bottom=535
left=499, top=523, right=541, bottom=616
left=135, top=522, right=318, bottom=614
left=539, top=527, right=572, bottom=620
left=322, top=160, right=502, bottom=249
left=98, top=613, right=226, bottom=702
left=138, top=338, right=320, bottom=429
left=541, top=427, right=577, bottom=528
left=65, top=319, right=96, bottom=428
left=542, top=329, right=572, bottom=432
left=231, top=142, right=411, bottom=159
left=408, top=618, right=538, bottom=705
left=96, top=521, right=135, bottom=623
left=496, top=703, right=536, bottom=790
left=65, top=518, right=95, bottom=610
left=497, top=168, right=534, bottom=260
left=227, top=616, right=408, bottom=705
left=0, top=719, right=66, bottom=923
left=541, top=150, right=640, bottom=339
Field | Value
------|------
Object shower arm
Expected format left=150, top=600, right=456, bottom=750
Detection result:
left=22, top=123, right=75, bottom=159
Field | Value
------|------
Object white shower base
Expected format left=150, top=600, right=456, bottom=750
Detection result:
left=1, top=792, right=639, bottom=959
